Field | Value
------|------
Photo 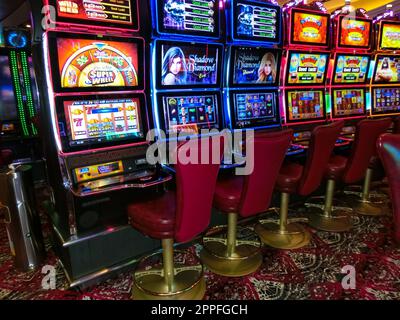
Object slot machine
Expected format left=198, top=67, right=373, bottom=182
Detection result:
left=0, top=27, right=39, bottom=159
left=150, top=0, right=224, bottom=140
left=224, top=0, right=282, bottom=134
left=29, top=0, right=170, bottom=287
left=281, top=0, right=330, bottom=151
left=329, top=0, right=372, bottom=142
left=369, top=5, right=400, bottom=121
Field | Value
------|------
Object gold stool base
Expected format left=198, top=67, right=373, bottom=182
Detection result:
left=132, top=250, right=205, bottom=300
left=307, top=208, right=352, bottom=232
left=201, top=227, right=262, bottom=277
left=255, top=222, right=311, bottom=250
left=353, top=199, right=390, bottom=216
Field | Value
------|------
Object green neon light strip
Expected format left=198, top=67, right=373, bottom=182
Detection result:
left=10, top=51, right=29, bottom=137
left=20, top=51, right=37, bottom=135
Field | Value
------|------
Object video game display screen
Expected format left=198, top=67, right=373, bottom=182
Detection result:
left=286, top=51, right=328, bottom=85
left=332, top=89, right=366, bottom=118
left=0, top=55, right=17, bottom=122
left=157, top=41, right=221, bottom=89
left=49, top=33, right=143, bottom=92
left=157, top=0, right=219, bottom=37
left=372, top=87, right=400, bottom=115
left=231, top=46, right=280, bottom=87
left=291, top=9, right=329, bottom=46
left=285, top=90, right=325, bottom=123
left=59, top=95, right=147, bottom=149
left=379, top=21, right=400, bottom=50
left=159, top=93, right=220, bottom=134
left=230, top=91, right=279, bottom=129
left=333, top=54, right=370, bottom=84
left=338, top=16, right=371, bottom=48
left=233, top=0, right=280, bottom=43
left=52, top=0, right=139, bottom=29
left=372, top=55, right=400, bottom=84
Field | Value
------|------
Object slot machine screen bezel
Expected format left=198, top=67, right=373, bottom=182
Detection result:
left=155, top=39, right=223, bottom=90
left=232, top=0, right=281, bottom=44
left=371, top=87, right=400, bottom=116
left=229, top=45, right=281, bottom=88
left=331, top=87, right=367, bottom=119
left=48, top=31, right=145, bottom=93
left=372, top=54, right=400, bottom=85
left=379, top=21, right=400, bottom=51
left=290, top=8, right=330, bottom=47
left=285, top=50, right=329, bottom=86
left=55, top=93, right=149, bottom=153
left=48, top=0, right=140, bottom=31
left=229, top=89, right=280, bottom=129
left=337, top=15, right=372, bottom=49
left=332, top=53, right=371, bottom=85
left=155, top=0, right=220, bottom=38
left=284, top=89, right=326, bottom=124
left=156, top=91, right=222, bottom=135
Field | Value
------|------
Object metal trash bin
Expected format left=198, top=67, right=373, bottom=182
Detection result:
left=0, top=164, right=46, bottom=271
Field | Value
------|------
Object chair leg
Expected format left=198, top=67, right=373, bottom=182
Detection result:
left=201, top=212, right=262, bottom=277
left=255, top=193, right=311, bottom=250
left=131, top=238, right=205, bottom=300
left=308, top=180, right=353, bottom=232
left=343, top=168, right=390, bottom=216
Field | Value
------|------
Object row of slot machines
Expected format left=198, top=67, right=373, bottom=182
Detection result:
left=27, top=0, right=400, bottom=285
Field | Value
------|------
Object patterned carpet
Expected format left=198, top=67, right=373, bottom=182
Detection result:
left=1, top=205, right=400, bottom=300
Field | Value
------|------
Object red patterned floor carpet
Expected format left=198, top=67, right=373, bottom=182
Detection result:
left=1, top=209, right=400, bottom=300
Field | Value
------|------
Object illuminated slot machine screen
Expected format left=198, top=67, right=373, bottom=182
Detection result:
left=156, top=40, right=222, bottom=89
left=372, top=87, right=400, bottom=115
left=229, top=90, right=279, bottom=129
left=285, top=51, right=329, bottom=86
left=155, top=0, right=220, bottom=37
left=230, top=46, right=280, bottom=87
left=56, top=94, right=148, bottom=152
left=158, top=92, right=221, bottom=135
left=50, top=0, right=139, bottom=30
left=372, top=55, right=400, bottom=85
left=232, top=0, right=280, bottom=43
left=290, top=9, right=329, bottom=47
left=48, top=32, right=144, bottom=93
left=338, top=16, right=372, bottom=49
left=331, top=88, right=366, bottom=118
left=379, top=21, right=400, bottom=50
left=285, top=90, right=325, bottom=123
left=0, top=54, right=17, bottom=131
left=332, top=54, right=370, bottom=84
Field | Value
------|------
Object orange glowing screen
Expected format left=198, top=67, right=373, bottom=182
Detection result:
left=339, top=17, right=371, bottom=48
left=380, top=22, right=400, bottom=50
left=57, top=37, right=139, bottom=89
left=292, top=11, right=328, bottom=45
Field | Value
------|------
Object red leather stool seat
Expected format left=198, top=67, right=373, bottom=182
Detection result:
left=128, top=191, right=176, bottom=239
left=276, top=162, right=303, bottom=194
left=213, top=176, right=244, bottom=213
left=394, top=116, right=400, bottom=134
left=325, top=155, right=347, bottom=181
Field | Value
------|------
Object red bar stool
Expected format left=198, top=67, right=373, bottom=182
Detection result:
left=127, top=137, right=223, bottom=300
left=377, top=133, right=400, bottom=245
left=0, top=149, right=13, bottom=167
left=201, top=130, right=292, bottom=277
left=257, top=121, right=345, bottom=247
left=310, top=118, right=392, bottom=226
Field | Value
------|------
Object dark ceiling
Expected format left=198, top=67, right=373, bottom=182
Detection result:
left=0, top=0, right=25, bottom=22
